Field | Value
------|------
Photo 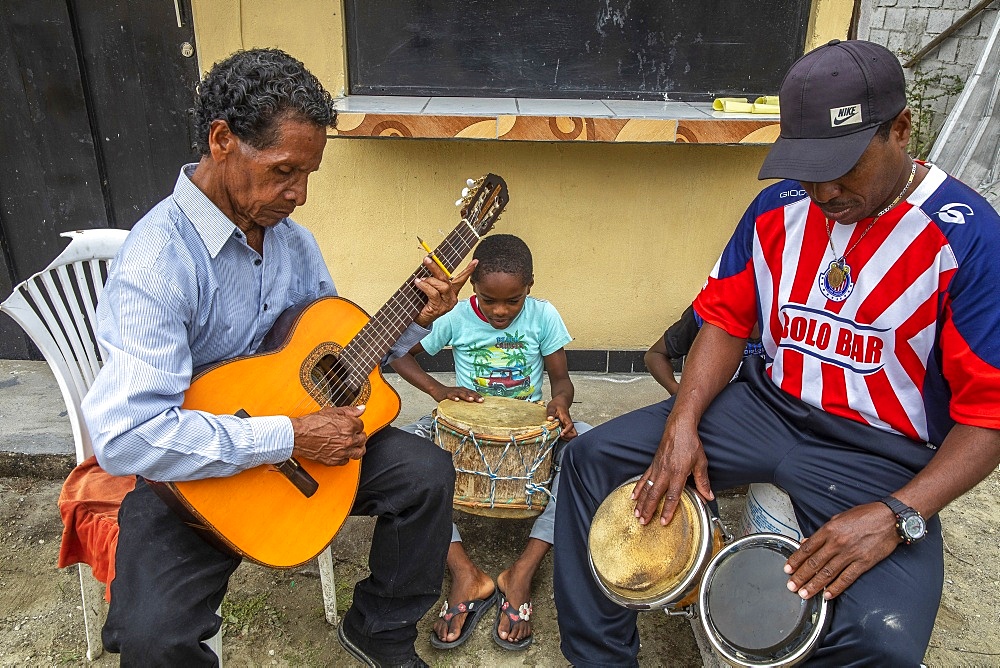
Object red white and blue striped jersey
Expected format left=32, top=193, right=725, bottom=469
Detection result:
left=694, top=164, right=1000, bottom=446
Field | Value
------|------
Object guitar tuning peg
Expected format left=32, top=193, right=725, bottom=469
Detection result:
left=461, top=187, right=470, bottom=197
left=455, top=198, right=464, bottom=207
left=466, top=178, right=475, bottom=187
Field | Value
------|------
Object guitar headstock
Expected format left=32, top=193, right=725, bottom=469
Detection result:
left=456, top=173, right=509, bottom=238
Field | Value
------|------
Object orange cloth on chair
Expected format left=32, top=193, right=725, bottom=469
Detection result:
left=57, top=456, right=136, bottom=601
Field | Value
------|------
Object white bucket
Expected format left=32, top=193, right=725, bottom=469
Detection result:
left=739, top=483, right=802, bottom=541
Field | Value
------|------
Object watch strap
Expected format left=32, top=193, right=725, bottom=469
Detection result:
left=880, top=495, right=909, bottom=516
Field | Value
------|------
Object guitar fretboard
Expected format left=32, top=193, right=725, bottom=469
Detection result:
left=340, top=220, right=482, bottom=389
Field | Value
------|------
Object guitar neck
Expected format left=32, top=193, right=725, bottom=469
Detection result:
left=345, top=221, right=481, bottom=373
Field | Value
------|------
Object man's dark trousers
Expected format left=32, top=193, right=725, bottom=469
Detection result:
left=105, top=427, right=454, bottom=666
left=554, top=360, right=943, bottom=668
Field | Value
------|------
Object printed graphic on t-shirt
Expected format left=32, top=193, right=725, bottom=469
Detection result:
left=469, top=331, right=535, bottom=399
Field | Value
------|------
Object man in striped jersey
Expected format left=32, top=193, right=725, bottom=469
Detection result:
left=554, top=40, right=1000, bottom=666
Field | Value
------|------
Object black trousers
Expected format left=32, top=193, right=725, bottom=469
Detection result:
left=104, top=427, right=454, bottom=666
left=554, top=359, right=943, bottom=668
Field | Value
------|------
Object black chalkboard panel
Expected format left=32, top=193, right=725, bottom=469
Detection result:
left=344, top=1, right=811, bottom=101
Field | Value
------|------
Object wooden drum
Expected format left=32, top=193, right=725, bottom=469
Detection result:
left=588, top=478, right=726, bottom=611
left=433, top=395, right=561, bottom=519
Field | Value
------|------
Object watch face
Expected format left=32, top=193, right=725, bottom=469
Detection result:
left=901, top=514, right=926, bottom=539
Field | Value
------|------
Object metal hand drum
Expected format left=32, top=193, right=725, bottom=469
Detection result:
left=699, top=534, right=829, bottom=667
left=588, top=479, right=726, bottom=611
left=433, top=395, right=561, bottom=519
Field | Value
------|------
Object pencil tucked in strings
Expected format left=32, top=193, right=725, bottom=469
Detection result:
left=417, top=236, right=452, bottom=278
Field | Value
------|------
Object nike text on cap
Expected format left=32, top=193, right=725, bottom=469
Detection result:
left=758, top=39, right=907, bottom=183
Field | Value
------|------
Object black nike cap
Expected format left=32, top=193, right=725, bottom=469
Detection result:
left=758, top=39, right=907, bottom=183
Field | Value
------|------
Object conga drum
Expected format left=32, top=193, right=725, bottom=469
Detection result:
left=433, top=395, right=561, bottom=519
left=698, top=534, right=829, bottom=667
left=588, top=478, right=726, bottom=611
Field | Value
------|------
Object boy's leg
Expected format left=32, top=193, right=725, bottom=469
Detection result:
left=432, top=539, right=495, bottom=644
left=396, top=413, right=435, bottom=439
left=495, top=538, right=549, bottom=645
left=529, top=421, right=592, bottom=545
left=494, top=421, right=592, bottom=645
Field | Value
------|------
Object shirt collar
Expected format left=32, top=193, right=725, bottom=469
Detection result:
left=172, top=163, right=240, bottom=258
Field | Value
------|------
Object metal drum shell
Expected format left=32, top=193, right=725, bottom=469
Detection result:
left=588, top=480, right=721, bottom=611
left=698, top=533, right=829, bottom=667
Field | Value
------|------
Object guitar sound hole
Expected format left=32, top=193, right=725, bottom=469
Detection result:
left=301, top=343, right=373, bottom=408
left=311, top=353, right=361, bottom=406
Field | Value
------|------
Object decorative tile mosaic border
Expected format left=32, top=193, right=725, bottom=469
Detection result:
left=332, top=101, right=779, bottom=144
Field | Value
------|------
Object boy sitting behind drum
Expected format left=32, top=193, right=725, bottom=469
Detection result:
left=391, top=233, right=590, bottom=651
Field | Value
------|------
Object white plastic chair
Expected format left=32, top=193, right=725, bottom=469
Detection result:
left=1, top=229, right=340, bottom=662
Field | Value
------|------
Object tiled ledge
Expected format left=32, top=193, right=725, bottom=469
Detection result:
left=331, top=96, right=780, bottom=144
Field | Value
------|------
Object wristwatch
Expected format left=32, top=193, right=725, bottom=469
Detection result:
left=880, top=495, right=927, bottom=545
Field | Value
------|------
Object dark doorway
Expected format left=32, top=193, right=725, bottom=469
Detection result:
left=0, top=0, right=200, bottom=358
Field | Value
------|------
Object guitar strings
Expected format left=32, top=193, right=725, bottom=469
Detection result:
left=282, top=211, right=488, bottom=417
left=345, top=226, right=472, bottom=369
left=303, top=248, right=461, bottom=411
left=350, top=225, right=471, bottom=361
left=298, top=191, right=503, bottom=413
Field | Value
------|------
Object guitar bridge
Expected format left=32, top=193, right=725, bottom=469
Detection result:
left=235, top=409, right=319, bottom=498
left=273, top=458, right=319, bottom=498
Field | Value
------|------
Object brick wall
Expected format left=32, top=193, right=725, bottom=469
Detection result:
left=856, top=0, right=999, bottom=156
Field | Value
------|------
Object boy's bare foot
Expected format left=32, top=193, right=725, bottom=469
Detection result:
left=496, top=557, right=540, bottom=645
left=433, top=543, right=495, bottom=644
left=495, top=538, right=549, bottom=646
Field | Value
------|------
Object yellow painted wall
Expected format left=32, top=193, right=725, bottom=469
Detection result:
left=807, top=0, right=856, bottom=52
left=189, top=0, right=853, bottom=350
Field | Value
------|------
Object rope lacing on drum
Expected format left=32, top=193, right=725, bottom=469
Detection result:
left=433, top=414, right=557, bottom=510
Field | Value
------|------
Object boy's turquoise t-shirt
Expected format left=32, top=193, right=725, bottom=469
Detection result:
left=420, top=296, right=572, bottom=401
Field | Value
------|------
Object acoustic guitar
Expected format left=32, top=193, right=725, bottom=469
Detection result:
left=151, top=174, right=509, bottom=567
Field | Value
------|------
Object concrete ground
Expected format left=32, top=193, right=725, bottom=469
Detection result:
left=0, top=359, right=997, bottom=666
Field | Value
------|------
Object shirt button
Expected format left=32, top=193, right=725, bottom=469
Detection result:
left=254, top=258, right=262, bottom=266
left=263, top=303, right=269, bottom=312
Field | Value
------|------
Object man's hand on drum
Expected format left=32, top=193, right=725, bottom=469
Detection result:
left=546, top=396, right=577, bottom=440
left=432, top=386, right=484, bottom=403
left=783, top=501, right=900, bottom=601
left=413, top=257, right=478, bottom=328
left=291, top=405, right=368, bottom=466
left=632, top=415, right=713, bottom=526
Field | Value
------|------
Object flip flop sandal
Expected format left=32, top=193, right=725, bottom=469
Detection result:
left=492, top=589, right=533, bottom=651
left=429, top=589, right=498, bottom=650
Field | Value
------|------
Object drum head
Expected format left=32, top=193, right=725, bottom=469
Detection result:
left=699, top=534, right=829, bottom=667
left=436, top=395, right=558, bottom=440
left=589, top=483, right=705, bottom=608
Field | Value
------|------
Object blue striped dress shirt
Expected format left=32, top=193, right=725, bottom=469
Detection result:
left=82, top=164, right=428, bottom=481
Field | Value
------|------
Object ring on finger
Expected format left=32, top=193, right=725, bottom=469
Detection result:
left=645, top=479, right=654, bottom=487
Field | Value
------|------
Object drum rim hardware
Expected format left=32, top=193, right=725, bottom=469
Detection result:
left=698, top=533, right=829, bottom=668
left=588, top=479, right=720, bottom=612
